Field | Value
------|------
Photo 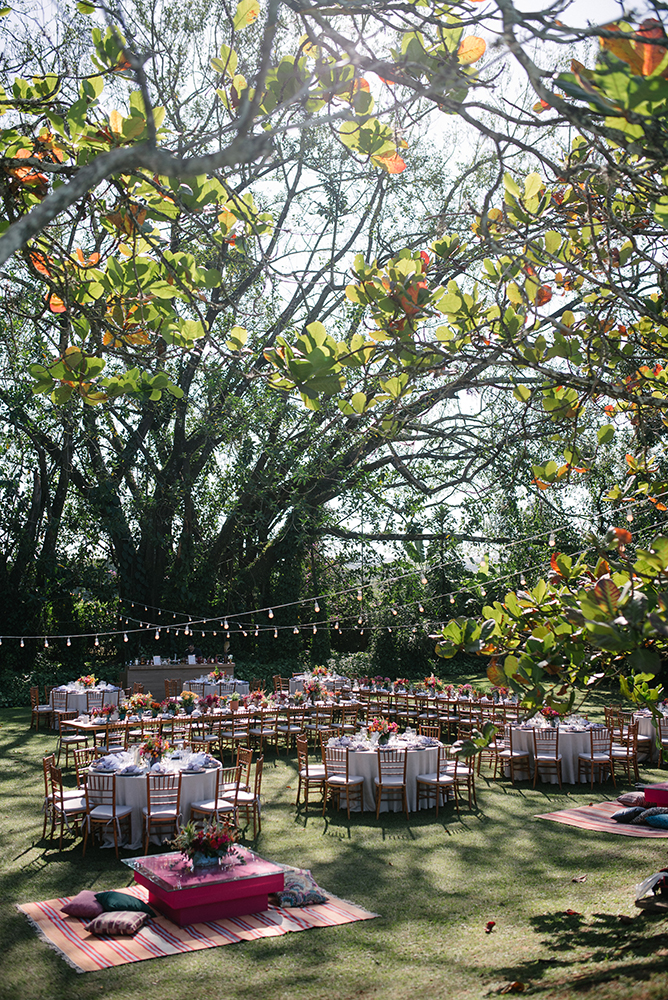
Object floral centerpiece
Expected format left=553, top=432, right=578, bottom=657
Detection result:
left=207, top=666, right=226, bottom=682
left=150, top=700, right=162, bottom=718
left=161, top=697, right=179, bottom=716
left=458, top=683, right=474, bottom=698
left=372, top=675, right=391, bottom=690
left=492, top=685, right=509, bottom=702
left=171, top=819, right=240, bottom=870
left=128, top=692, right=152, bottom=714
left=424, top=673, right=438, bottom=691
left=303, top=678, right=324, bottom=702
left=77, top=674, right=97, bottom=688
left=368, top=717, right=399, bottom=745
left=393, top=678, right=409, bottom=692
left=180, top=690, right=197, bottom=714
left=199, top=693, right=220, bottom=712
left=540, top=706, right=561, bottom=726
left=91, top=703, right=115, bottom=719
left=291, top=690, right=305, bottom=705
left=312, top=665, right=329, bottom=677
left=140, top=734, right=171, bottom=763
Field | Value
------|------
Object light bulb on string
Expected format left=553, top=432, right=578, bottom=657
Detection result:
left=44, top=637, right=48, bottom=648
left=94, top=635, right=99, bottom=646
left=123, top=633, right=128, bottom=642
left=358, top=615, right=363, bottom=625
left=335, top=620, right=340, bottom=631
left=254, top=626, right=259, bottom=637
left=627, top=512, right=634, bottom=523
left=242, top=630, right=247, bottom=637
left=293, top=626, right=299, bottom=634
left=226, top=631, right=230, bottom=639
left=176, top=629, right=180, bottom=636
left=201, top=631, right=205, bottom=638
left=155, top=630, right=160, bottom=640
left=520, top=575, right=527, bottom=586
left=268, top=609, right=274, bottom=619
left=312, top=625, right=317, bottom=634
left=419, top=604, right=425, bottom=613
left=213, top=630, right=217, bottom=636
left=144, top=606, right=147, bottom=612
left=273, top=628, right=278, bottom=638
left=356, top=589, right=363, bottom=601
left=391, top=608, right=398, bottom=616
left=412, top=625, right=417, bottom=633
left=66, top=637, right=71, bottom=646
left=450, top=595, right=455, bottom=604
left=549, top=532, right=556, bottom=546
left=420, top=575, right=428, bottom=586
left=387, top=627, right=392, bottom=634
left=480, top=587, right=486, bottom=597
left=314, top=600, right=320, bottom=613
left=224, top=620, right=229, bottom=630
left=20, top=638, right=24, bottom=647
left=360, top=628, right=364, bottom=635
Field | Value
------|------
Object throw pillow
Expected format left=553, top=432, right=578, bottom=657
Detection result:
left=611, top=806, right=646, bottom=824
left=616, top=791, right=646, bottom=807
left=95, top=890, right=156, bottom=916
left=85, top=911, right=149, bottom=936
left=61, top=890, right=104, bottom=918
left=273, top=869, right=328, bottom=908
left=632, top=807, right=668, bottom=826
left=646, top=815, right=668, bottom=830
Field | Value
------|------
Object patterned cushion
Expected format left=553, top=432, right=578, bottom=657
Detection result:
left=85, top=911, right=149, bottom=936
left=273, top=869, right=328, bottom=908
left=611, top=806, right=646, bottom=824
left=616, top=791, right=646, bottom=807
left=646, top=815, right=668, bottom=829
left=60, top=890, right=104, bottom=918
left=95, top=890, right=155, bottom=916
left=632, top=807, right=668, bottom=826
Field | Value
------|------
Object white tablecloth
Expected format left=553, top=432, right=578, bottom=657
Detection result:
left=189, top=680, right=250, bottom=696
left=290, top=675, right=350, bottom=694
left=345, top=746, right=440, bottom=812
left=509, top=728, right=594, bottom=783
left=51, top=685, right=121, bottom=717
left=96, top=765, right=219, bottom=849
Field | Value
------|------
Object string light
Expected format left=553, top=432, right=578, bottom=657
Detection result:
left=421, top=575, right=428, bottom=585
left=224, top=619, right=229, bottom=629
left=226, top=631, right=230, bottom=639
left=44, top=637, right=48, bottom=648
left=273, top=628, right=278, bottom=638
left=312, top=625, right=317, bottom=634
left=627, top=513, right=634, bottom=523
left=20, top=638, right=24, bottom=647
left=520, top=574, right=527, bottom=586
left=314, top=600, right=320, bottom=613
left=391, top=608, right=398, bottom=616
left=480, top=587, right=486, bottom=597
left=124, top=633, right=128, bottom=642
left=268, top=609, right=274, bottom=619
left=242, top=630, right=248, bottom=637
left=213, top=630, right=217, bottom=636
left=335, top=620, right=340, bottom=631
left=387, top=627, right=392, bottom=633
left=201, top=631, right=205, bottom=637
left=357, top=589, right=363, bottom=601
left=66, top=637, right=71, bottom=646
left=94, top=635, right=99, bottom=646
left=419, top=604, right=424, bottom=613
left=293, top=626, right=299, bottom=634
left=549, top=532, right=556, bottom=546
left=155, top=630, right=160, bottom=640
left=254, top=626, right=259, bottom=637
left=358, top=615, right=363, bottom=624
left=450, top=595, right=455, bottom=604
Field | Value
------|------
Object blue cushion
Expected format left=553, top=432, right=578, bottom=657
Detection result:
left=646, top=814, right=668, bottom=829
left=632, top=807, right=668, bottom=826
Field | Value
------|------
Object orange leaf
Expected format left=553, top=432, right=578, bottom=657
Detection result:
left=613, top=527, right=633, bottom=545
left=532, top=478, right=550, bottom=491
left=457, top=36, right=486, bottom=65
left=47, top=293, right=66, bottom=313
left=536, top=285, right=552, bottom=306
left=29, top=252, right=52, bottom=277
left=638, top=19, right=667, bottom=76
left=373, top=151, right=406, bottom=174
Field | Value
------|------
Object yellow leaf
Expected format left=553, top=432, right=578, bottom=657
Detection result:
left=233, top=0, right=259, bottom=30
left=458, top=36, right=486, bottom=65
left=109, top=109, right=123, bottom=135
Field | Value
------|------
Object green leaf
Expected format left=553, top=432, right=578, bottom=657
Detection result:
left=597, top=424, right=615, bottom=445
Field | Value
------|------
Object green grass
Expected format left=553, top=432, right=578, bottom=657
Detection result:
left=3, top=701, right=668, bottom=1000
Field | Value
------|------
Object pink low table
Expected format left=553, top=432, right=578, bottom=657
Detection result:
left=122, top=847, right=286, bottom=926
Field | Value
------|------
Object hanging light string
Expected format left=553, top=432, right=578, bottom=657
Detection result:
left=4, top=512, right=666, bottom=645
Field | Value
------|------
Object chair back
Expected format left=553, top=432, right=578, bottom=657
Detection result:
left=273, top=675, right=289, bottom=693
left=318, top=729, right=336, bottom=757
left=146, top=772, right=182, bottom=812
left=219, top=682, right=235, bottom=695
left=251, top=678, right=264, bottom=693
left=42, top=753, right=56, bottom=797
left=313, top=705, right=334, bottom=726
left=105, top=722, right=128, bottom=752
left=49, top=763, right=67, bottom=808
left=622, top=720, right=638, bottom=752
left=296, top=735, right=309, bottom=774
left=85, top=772, right=115, bottom=810
left=340, top=705, right=359, bottom=726
left=30, top=686, right=40, bottom=709
left=52, top=689, right=68, bottom=711
left=132, top=682, right=144, bottom=694
left=533, top=727, right=559, bottom=757
left=187, top=681, right=205, bottom=696
left=658, top=717, right=668, bottom=741
left=324, top=746, right=349, bottom=779
left=376, top=747, right=407, bottom=782
left=418, top=723, right=441, bottom=740
left=86, top=690, right=104, bottom=711
left=252, top=755, right=264, bottom=799
left=74, top=746, right=98, bottom=787
left=590, top=727, right=612, bottom=755
left=165, top=678, right=181, bottom=698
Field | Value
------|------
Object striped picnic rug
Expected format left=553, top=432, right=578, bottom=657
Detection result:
left=534, top=800, right=668, bottom=837
left=17, top=882, right=378, bottom=973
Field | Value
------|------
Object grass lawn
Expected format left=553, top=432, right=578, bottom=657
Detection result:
left=3, top=699, right=668, bottom=1000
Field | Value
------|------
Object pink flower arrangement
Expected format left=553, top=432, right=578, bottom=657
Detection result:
left=77, top=674, right=97, bottom=688
left=312, top=665, right=329, bottom=677
left=198, top=693, right=220, bottom=711
left=91, top=703, right=115, bottom=718
left=540, top=706, right=560, bottom=720
left=172, top=818, right=240, bottom=861
left=368, top=718, right=399, bottom=736
left=140, top=734, right=171, bottom=759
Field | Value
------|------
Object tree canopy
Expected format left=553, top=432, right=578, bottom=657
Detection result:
left=2, top=0, right=668, bottom=704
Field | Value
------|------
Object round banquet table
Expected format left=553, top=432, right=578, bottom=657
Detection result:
left=290, top=674, right=350, bottom=694
left=508, top=727, right=598, bottom=784
left=97, top=763, right=220, bottom=849
left=51, top=684, right=121, bottom=717
left=343, top=745, right=441, bottom=812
